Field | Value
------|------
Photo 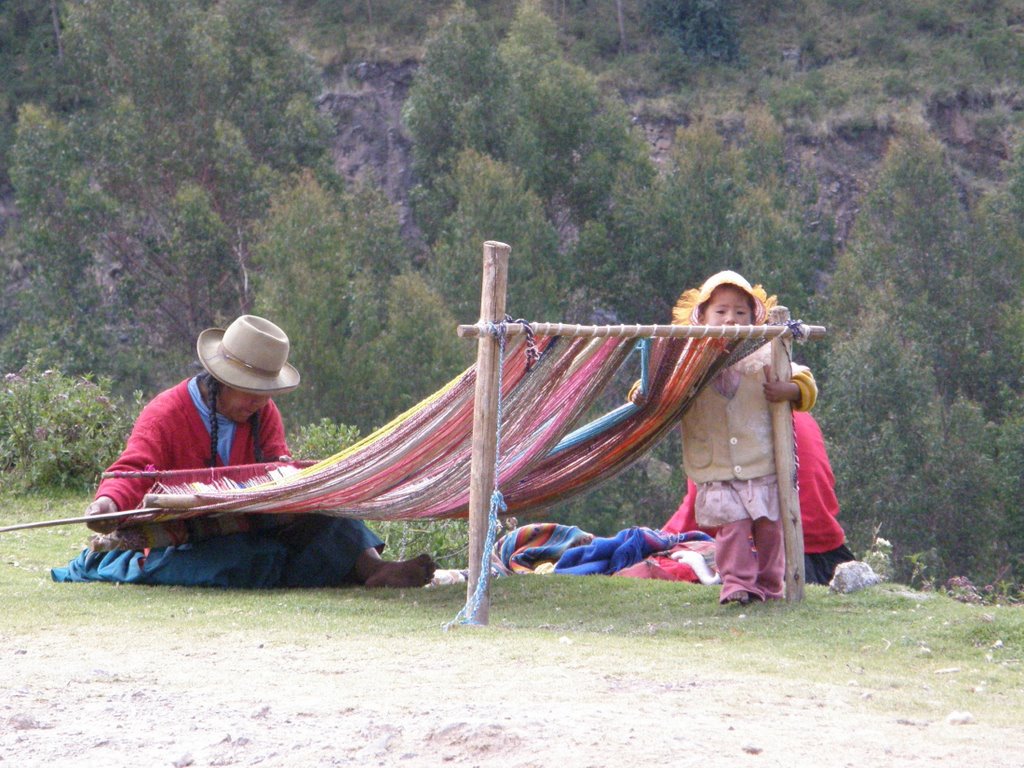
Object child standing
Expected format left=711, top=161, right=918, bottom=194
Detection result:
left=673, top=271, right=816, bottom=605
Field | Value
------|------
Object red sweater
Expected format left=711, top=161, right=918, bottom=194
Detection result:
left=662, top=410, right=847, bottom=553
left=96, top=379, right=289, bottom=511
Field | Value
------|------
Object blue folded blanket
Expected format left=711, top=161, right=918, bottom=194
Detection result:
left=554, top=527, right=711, bottom=575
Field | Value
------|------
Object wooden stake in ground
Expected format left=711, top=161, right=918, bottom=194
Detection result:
left=465, top=241, right=510, bottom=625
left=768, top=305, right=805, bottom=602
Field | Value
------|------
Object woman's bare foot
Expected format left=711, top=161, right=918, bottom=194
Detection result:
left=362, top=553, right=437, bottom=588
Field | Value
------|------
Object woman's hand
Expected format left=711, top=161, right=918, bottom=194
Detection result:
left=85, top=496, right=119, bottom=533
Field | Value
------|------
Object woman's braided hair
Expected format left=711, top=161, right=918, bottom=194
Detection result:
left=199, top=372, right=265, bottom=467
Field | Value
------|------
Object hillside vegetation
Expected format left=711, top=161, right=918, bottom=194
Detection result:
left=2, top=1, right=1024, bottom=592
left=290, top=0, right=1023, bottom=181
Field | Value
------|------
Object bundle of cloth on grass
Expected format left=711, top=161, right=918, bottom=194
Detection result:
left=491, top=523, right=719, bottom=585
left=96, top=331, right=743, bottom=548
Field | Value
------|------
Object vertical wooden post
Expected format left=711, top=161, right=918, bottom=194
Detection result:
left=769, top=306, right=805, bottom=603
left=465, top=241, right=510, bottom=625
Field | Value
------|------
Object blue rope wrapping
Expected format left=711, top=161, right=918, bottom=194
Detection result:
left=445, top=319, right=512, bottom=629
left=638, top=338, right=650, bottom=398
left=786, top=319, right=808, bottom=343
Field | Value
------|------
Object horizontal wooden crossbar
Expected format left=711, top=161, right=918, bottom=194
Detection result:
left=457, top=321, right=826, bottom=340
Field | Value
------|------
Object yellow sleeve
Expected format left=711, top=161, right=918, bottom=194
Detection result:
left=791, top=367, right=817, bottom=412
left=627, top=378, right=643, bottom=405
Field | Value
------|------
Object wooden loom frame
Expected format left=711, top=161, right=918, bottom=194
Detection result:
left=459, top=241, right=826, bottom=624
left=0, top=240, right=824, bottom=620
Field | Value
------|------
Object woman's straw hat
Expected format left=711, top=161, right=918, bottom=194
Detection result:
left=196, top=315, right=300, bottom=395
left=671, top=270, right=776, bottom=325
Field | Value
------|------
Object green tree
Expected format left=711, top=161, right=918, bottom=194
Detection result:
left=253, top=172, right=410, bottom=430
left=928, top=396, right=1002, bottom=582
left=405, top=1, right=653, bottom=242
left=428, top=149, right=561, bottom=323
left=642, top=0, right=741, bottom=63
left=498, top=1, right=652, bottom=228
left=993, top=400, right=1024, bottom=580
left=578, top=114, right=825, bottom=325
left=4, top=104, right=112, bottom=377
left=968, top=142, right=1024, bottom=417
left=822, top=131, right=1014, bottom=583
left=970, top=142, right=1024, bottom=582
left=402, top=6, right=512, bottom=240
left=3, top=0, right=332, bottom=394
left=827, top=130, right=982, bottom=405
left=818, top=307, right=940, bottom=577
left=824, top=314, right=1004, bottom=583
left=365, top=272, right=473, bottom=428
left=0, top=0, right=68, bottom=186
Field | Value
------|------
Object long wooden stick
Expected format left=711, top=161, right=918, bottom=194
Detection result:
left=464, top=241, right=510, bottom=626
left=768, top=306, right=805, bottom=602
left=457, top=321, right=826, bottom=340
left=0, top=507, right=171, bottom=534
left=102, top=459, right=317, bottom=479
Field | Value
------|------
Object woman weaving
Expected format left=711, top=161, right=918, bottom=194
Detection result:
left=52, top=315, right=436, bottom=589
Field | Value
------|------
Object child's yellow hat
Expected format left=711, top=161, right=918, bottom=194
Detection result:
left=671, top=270, right=776, bottom=326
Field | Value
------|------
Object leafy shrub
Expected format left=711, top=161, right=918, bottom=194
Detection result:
left=769, top=81, right=819, bottom=122
left=0, top=360, right=136, bottom=491
left=642, top=0, right=740, bottom=63
left=372, top=518, right=471, bottom=571
left=883, top=74, right=916, bottom=98
left=902, top=3, right=954, bottom=35
left=970, top=22, right=1024, bottom=75
left=287, top=417, right=362, bottom=460
left=861, top=534, right=893, bottom=582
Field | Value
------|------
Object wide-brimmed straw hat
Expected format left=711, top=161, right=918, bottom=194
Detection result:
left=671, top=270, right=776, bottom=326
left=196, top=315, right=300, bottom=395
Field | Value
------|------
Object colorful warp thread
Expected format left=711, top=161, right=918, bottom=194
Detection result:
left=116, top=334, right=737, bottom=533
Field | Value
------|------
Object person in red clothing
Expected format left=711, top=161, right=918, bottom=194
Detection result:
left=53, top=315, right=435, bottom=589
left=662, top=409, right=854, bottom=584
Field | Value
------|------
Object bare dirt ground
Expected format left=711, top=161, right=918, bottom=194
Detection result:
left=2, top=620, right=1022, bottom=768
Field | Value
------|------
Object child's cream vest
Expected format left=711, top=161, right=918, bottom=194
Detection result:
left=681, top=345, right=808, bottom=484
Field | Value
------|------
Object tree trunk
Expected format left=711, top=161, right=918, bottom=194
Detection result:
left=615, top=0, right=626, bottom=52
left=50, top=0, right=63, bottom=62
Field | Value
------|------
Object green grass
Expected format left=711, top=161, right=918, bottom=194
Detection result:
left=2, top=490, right=1022, bottom=728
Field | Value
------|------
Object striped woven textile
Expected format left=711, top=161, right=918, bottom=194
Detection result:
left=132, top=333, right=740, bottom=524
left=495, top=523, right=596, bottom=574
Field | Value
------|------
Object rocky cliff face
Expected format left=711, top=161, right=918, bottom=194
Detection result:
left=318, top=60, right=424, bottom=252
left=319, top=61, right=1019, bottom=263
left=3, top=61, right=1014, bottom=286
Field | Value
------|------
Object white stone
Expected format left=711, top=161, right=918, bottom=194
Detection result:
left=829, top=560, right=882, bottom=594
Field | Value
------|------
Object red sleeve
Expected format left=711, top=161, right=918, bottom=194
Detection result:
left=96, top=380, right=210, bottom=510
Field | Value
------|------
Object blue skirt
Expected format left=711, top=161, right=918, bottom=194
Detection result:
left=51, top=516, right=384, bottom=588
